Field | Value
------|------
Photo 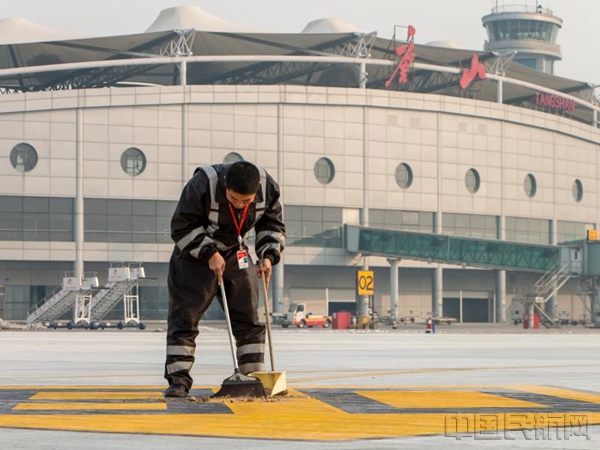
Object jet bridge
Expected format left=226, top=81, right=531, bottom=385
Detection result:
left=344, top=225, right=600, bottom=326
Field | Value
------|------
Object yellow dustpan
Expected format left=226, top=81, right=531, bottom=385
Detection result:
left=250, top=269, right=287, bottom=396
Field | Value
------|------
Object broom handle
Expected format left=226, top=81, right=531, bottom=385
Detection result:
left=260, top=264, right=276, bottom=372
left=220, top=282, right=239, bottom=371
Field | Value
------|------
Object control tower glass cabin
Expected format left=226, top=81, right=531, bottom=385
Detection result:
left=482, top=3, right=562, bottom=74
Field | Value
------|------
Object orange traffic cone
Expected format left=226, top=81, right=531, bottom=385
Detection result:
left=425, top=317, right=433, bottom=334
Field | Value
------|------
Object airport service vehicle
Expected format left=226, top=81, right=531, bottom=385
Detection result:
left=281, top=302, right=332, bottom=328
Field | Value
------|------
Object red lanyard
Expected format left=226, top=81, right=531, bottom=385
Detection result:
left=228, top=203, right=250, bottom=240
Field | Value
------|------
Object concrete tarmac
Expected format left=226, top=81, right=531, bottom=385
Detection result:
left=0, top=324, right=599, bottom=448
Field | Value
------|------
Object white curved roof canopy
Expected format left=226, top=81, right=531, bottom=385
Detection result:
left=425, top=40, right=463, bottom=49
left=146, top=6, right=257, bottom=33
left=301, top=18, right=363, bottom=34
left=0, top=17, right=82, bottom=45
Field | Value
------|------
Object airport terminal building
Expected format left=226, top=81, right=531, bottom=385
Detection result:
left=0, top=5, right=598, bottom=323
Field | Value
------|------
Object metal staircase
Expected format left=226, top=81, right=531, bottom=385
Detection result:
left=26, top=287, right=78, bottom=325
left=534, top=262, right=572, bottom=303
left=89, top=281, right=130, bottom=322
left=519, top=262, right=573, bottom=329
left=89, top=263, right=145, bottom=323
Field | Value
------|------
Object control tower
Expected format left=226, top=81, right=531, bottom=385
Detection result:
left=482, top=2, right=562, bottom=74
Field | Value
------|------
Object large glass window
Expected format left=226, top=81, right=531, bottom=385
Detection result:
left=0, top=196, right=73, bottom=241
left=370, top=209, right=433, bottom=233
left=285, top=205, right=342, bottom=248
left=506, top=217, right=550, bottom=244
left=84, top=198, right=176, bottom=243
left=557, top=221, right=594, bottom=244
left=517, top=59, right=537, bottom=70
left=443, top=213, right=497, bottom=239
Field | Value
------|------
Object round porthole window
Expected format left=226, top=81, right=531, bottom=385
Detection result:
left=121, top=147, right=146, bottom=177
left=314, top=157, right=335, bottom=185
left=524, top=174, right=537, bottom=198
left=395, top=163, right=413, bottom=189
left=120, top=147, right=146, bottom=176
left=573, top=179, right=583, bottom=203
left=465, top=168, right=480, bottom=194
left=224, top=152, right=244, bottom=164
left=10, top=143, right=38, bottom=173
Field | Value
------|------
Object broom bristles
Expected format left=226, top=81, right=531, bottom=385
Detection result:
left=211, top=370, right=267, bottom=399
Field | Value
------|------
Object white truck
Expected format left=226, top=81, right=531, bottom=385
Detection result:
left=280, top=302, right=332, bottom=328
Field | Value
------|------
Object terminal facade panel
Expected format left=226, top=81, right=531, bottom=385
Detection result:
left=0, top=85, right=597, bottom=323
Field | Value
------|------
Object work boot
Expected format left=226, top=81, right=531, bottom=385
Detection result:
left=164, top=383, right=189, bottom=398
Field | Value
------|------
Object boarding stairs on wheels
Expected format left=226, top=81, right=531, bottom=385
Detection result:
left=89, top=263, right=146, bottom=329
left=518, top=262, right=574, bottom=329
left=26, top=287, right=78, bottom=325
left=26, top=273, right=99, bottom=325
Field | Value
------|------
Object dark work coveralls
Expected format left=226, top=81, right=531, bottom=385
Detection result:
left=164, top=164, right=285, bottom=391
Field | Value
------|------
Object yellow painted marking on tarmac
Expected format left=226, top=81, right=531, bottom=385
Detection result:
left=510, top=385, right=600, bottom=405
left=30, top=392, right=163, bottom=400
left=14, top=403, right=166, bottom=411
left=0, top=386, right=165, bottom=390
left=358, top=390, right=547, bottom=409
left=0, top=411, right=598, bottom=441
left=0, top=386, right=599, bottom=441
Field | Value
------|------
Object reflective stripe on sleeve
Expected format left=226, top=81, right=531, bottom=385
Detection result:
left=257, top=242, right=281, bottom=259
left=176, top=226, right=208, bottom=251
left=256, top=230, right=285, bottom=245
left=189, top=236, right=216, bottom=258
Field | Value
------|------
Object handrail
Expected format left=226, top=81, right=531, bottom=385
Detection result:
left=491, top=5, right=554, bottom=15
left=33, top=286, right=63, bottom=310
left=0, top=54, right=597, bottom=119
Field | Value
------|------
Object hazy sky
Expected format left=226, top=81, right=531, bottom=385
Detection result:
left=2, top=0, right=599, bottom=85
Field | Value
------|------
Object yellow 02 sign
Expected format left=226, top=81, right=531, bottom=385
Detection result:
left=357, top=270, right=374, bottom=296
left=588, top=229, right=599, bottom=241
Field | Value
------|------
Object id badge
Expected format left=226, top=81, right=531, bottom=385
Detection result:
left=237, top=250, right=249, bottom=270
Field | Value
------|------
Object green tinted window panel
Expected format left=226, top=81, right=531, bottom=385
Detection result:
left=349, top=226, right=560, bottom=273
left=357, top=228, right=448, bottom=260
left=447, top=239, right=558, bottom=271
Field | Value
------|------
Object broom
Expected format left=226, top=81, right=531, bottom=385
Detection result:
left=249, top=266, right=287, bottom=396
left=211, top=282, right=266, bottom=399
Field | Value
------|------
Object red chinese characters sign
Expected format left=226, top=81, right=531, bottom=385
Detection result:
left=535, top=92, right=575, bottom=112
left=385, top=25, right=416, bottom=87
left=459, top=54, right=486, bottom=90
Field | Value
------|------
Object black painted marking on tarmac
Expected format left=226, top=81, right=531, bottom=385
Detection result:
left=0, top=390, right=36, bottom=414
left=300, top=388, right=600, bottom=415
left=3, top=387, right=600, bottom=417
left=0, top=388, right=231, bottom=415
left=493, top=390, right=600, bottom=412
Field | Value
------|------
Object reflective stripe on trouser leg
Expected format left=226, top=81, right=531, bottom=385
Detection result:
left=219, top=252, right=266, bottom=375
left=166, top=360, right=194, bottom=375
left=165, top=247, right=219, bottom=390
left=167, top=345, right=196, bottom=356
left=239, top=362, right=266, bottom=375
left=237, top=343, right=266, bottom=374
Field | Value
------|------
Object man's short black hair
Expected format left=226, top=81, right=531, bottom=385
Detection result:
left=225, top=161, right=260, bottom=195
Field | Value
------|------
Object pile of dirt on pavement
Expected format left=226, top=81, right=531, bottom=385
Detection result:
left=0, top=319, right=47, bottom=331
